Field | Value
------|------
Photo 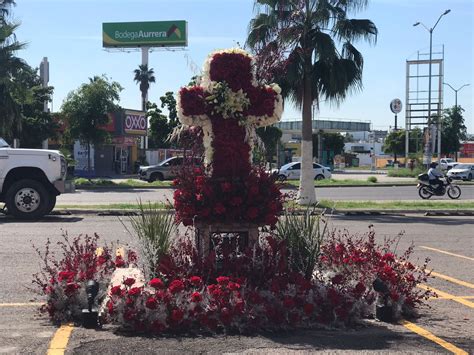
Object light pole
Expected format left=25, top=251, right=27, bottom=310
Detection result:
left=443, top=82, right=470, bottom=107
left=414, top=9, right=451, bottom=164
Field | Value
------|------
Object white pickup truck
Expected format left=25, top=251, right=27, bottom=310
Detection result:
left=0, top=137, right=67, bottom=219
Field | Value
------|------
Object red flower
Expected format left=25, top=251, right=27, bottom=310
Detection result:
left=107, top=300, right=114, bottom=314
left=115, top=256, right=126, bottom=268
left=145, top=297, right=158, bottom=309
left=171, top=308, right=184, bottom=323
left=247, top=207, right=259, bottom=220
left=354, top=282, right=366, bottom=295
left=123, top=309, right=135, bottom=321
left=228, top=282, right=240, bottom=291
left=191, top=292, right=202, bottom=303
left=123, top=277, right=135, bottom=287
left=149, top=278, right=164, bottom=289
left=169, top=279, right=185, bottom=294
left=189, top=276, right=202, bottom=286
left=283, top=296, right=295, bottom=309
left=214, top=203, right=226, bottom=215
left=216, top=276, right=230, bottom=285
left=128, top=287, right=141, bottom=297
left=64, top=283, right=80, bottom=296
left=382, top=253, right=395, bottom=262
left=110, top=285, right=122, bottom=296
left=58, top=271, right=75, bottom=283
left=303, top=303, right=314, bottom=315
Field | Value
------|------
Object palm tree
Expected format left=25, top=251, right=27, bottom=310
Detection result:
left=133, top=64, right=156, bottom=111
left=0, top=20, right=27, bottom=140
left=247, top=0, right=377, bottom=204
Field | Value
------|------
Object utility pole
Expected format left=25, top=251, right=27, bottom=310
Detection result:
left=39, top=57, right=49, bottom=149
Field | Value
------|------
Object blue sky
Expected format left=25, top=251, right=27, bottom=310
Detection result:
left=12, top=0, right=473, bottom=133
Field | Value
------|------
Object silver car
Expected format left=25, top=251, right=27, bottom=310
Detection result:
left=446, top=164, right=474, bottom=181
left=138, top=156, right=201, bottom=182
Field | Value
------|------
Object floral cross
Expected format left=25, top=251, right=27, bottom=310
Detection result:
left=177, top=48, right=283, bottom=176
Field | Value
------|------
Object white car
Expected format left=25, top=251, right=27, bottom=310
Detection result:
left=446, top=164, right=474, bottom=181
left=439, top=158, right=458, bottom=171
left=273, top=162, right=332, bottom=181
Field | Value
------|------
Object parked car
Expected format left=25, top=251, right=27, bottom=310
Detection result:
left=439, top=158, right=458, bottom=171
left=0, top=137, right=67, bottom=219
left=446, top=164, right=474, bottom=181
left=272, top=162, right=332, bottom=181
left=138, top=156, right=201, bottom=182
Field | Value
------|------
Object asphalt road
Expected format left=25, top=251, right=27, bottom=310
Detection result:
left=0, top=214, right=473, bottom=353
left=55, top=185, right=474, bottom=206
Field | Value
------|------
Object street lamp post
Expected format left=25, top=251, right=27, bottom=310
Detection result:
left=414, top=9, right=451, bottom=164
left=443, top=83, right=470, bottom=107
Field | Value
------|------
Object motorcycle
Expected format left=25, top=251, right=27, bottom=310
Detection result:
left=417, top=174, right=461, bottom=199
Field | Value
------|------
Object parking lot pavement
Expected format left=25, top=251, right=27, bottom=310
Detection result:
left=1, top=214, right=472, bottom=353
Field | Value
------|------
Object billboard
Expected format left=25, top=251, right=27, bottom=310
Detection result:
left=123, top=110, right=147, bottom=136
left=103, top=21, right=187, bottom=48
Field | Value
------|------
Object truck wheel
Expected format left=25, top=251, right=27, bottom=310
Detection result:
left=45, top=195, right=57, bottom=215
left=5, top=179, right=50, bottom=219
left=150, top=172, right=164, bottom=182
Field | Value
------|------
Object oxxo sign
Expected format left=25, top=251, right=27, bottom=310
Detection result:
left=124, top=110, right=147, bottom=135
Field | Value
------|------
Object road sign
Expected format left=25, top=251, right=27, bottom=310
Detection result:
left=390, top=99, right=402, bottom=114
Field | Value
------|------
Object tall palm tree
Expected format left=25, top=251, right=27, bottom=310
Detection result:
left=247, top=0, right=377, bottom=204
left=133, top=64, right=156, bottom=111
left=0, top=20, right=27, bottom=140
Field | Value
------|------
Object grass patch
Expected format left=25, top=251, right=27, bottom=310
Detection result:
left=74, top=178, right=172, bottom=188
left=387, top=167, right=424, bottom=178
left=314, top=200, right=474, bottom=210
left=56, top=200, right=474, bottom=211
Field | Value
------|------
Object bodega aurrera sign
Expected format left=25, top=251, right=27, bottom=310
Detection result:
left=103, top=21, right=187, bottom=48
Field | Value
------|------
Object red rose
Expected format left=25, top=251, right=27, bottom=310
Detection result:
left=107, top=300, right=114, bottom=314
left=169, top=279, right=185, bottom=294
left=64, top=283, right=80, bottom=296
left=228, top=282, right=240, bottom=291
left=115, top=256, right=126, bottom=268
left=145, top=297, right=158, bottom=309
left=303, top=303, right=314, bottom=315
left=149, top=278, right=164, bottom=289
left=189, top=276, right=202, bottom=286
left=354, top=282, right=366, bottom=295
left=382, top=252, right=395, bottom=262
left=191, top=291, right=202, bottom=303
left=58, top=271, right=75, bottom=283
left=123, top=309, right=135, bottom=321
left=216, top=276, right=230, bottom=285
left=171, top=308, right=184, bottom=323
left=128, top=287, right=141, bottom=297
left=110, top=285, right=122, bottom=296
left=247, top=207, right=259, bottom=220
left=123, top=277, right=135, bottom=286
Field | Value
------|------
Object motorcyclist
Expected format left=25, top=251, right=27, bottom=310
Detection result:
left=427, top=162, right=444, bottom=192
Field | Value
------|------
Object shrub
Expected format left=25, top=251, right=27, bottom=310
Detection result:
left=122, top=201, right=177, bottom=279
left=367, top=176, right=377, bottom=183
left=274, top=208, right=327, bottom=278
left=387, top=167, right=424, bottom=178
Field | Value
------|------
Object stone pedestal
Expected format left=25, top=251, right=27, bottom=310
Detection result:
left=195, top=222, right=259, bottom=257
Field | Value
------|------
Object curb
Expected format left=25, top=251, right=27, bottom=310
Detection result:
left=49, top=209, right=474, bottom=217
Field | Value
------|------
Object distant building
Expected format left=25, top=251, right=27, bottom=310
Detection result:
left=347, top=130, right=388, bottom=142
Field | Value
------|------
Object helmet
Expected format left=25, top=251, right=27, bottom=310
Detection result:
left=430, top=162, right=438, bottom=168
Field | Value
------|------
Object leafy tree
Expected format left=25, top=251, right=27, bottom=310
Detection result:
left=256, top=125, right=282, bottom=165
left=441, top=106, right=467, bottom=158
left=12, top=65, right=56, bottom=147
left=133, top=64, right=155, bottom=111
left=61, top=75, right=122, bottom=172
left=312, top=132, right=344, bottom=158
left=147, top=102, right=173, bottom=149
left=160, top=91, right=179, bottom=128
left=247, top=0, right=377, bottom=204
left=383, top=128, right=423, bottom=156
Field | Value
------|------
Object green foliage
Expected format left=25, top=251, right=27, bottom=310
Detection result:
left=367, top=176, right=377, bottom=183
left=383, top=128, right=423, bottom=155
left=312, top=132, right=345, bottom=157
left=160, top=91, right=179, bottom=128
left=441, top=106, right=467, bottom=156
left=256, top=125, right=282, bottom=164
left=387, top=167, right=424, bottom=178
left=147, top=102, right=173, bottom=149
left=275, top=208, right=327, bottom=279
left=61, top=75, right=122, bottom=171
left=123, top=201, right=176, bottom=278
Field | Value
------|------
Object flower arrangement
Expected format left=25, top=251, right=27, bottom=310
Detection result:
left=103, top=229, right=433, bottom=333
left=176, top=48, right=283, bottom=172
left=173, top=166, right=284, bottom=227
left=32, top=233, right=136, bottom=324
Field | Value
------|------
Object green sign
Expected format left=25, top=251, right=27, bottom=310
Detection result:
left=103, top=21, right=187, bottom=48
